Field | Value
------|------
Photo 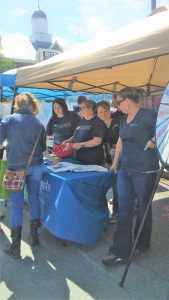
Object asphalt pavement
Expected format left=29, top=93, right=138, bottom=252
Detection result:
left=0, top=179, right=169, bottom=300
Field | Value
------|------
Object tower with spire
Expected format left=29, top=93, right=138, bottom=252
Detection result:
left=29, top=2, right=52, bottom=50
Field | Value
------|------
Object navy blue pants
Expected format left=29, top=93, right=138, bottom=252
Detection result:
left=9, top=165, right=44, bottom=228
left=111, top=170, right=157, bottom=259
left=112, top=174, right=118, bottom=214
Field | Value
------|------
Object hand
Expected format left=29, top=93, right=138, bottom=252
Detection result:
left=50, top=157, right=59, bottom=165
left=144, top=140, right=155, bottom=151
left=62, top=143, right=71, bottom=151
left=110, top=161, right=118, bottom=173
left=72, top=143, right=82, bottom=150
left=109, top=148, right=116, bottom=157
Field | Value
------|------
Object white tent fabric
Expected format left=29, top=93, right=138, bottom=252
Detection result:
left=16, top=11, right=169, bottom=95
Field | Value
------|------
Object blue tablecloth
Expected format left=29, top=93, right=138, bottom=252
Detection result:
left=40, top=167, right=114, bottom=247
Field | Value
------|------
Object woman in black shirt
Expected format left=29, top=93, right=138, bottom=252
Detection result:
left=97, top=101, right=120, bottom=220
left=64, top=99, right=106, bottom=165
left=46, top=98, right=80, bottom=146
left=97, top=101, right=120, bottom=162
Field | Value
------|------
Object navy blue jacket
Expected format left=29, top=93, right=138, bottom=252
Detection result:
left=0, top=109, right=46, bottom=170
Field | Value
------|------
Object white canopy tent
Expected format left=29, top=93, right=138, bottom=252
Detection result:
left=16, top=11, right=169, bottom=95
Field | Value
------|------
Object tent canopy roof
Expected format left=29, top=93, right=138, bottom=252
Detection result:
left=16, top=11, right=169, bottom=95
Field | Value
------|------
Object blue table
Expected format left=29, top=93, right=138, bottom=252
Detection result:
left=40, top=168, right=114, bottom=247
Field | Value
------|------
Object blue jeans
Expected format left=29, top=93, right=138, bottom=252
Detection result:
left=9, top=165, right=44, bottom=229
left=111, top=170, right=157, bottom=259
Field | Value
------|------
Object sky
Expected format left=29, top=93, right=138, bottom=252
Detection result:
left=0, top=0, right=169, bottom=60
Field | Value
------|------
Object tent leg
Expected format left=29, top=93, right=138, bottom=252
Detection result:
left=119, top=163, right=165, bottom=288
left=11, top=86, right=18, bottom=114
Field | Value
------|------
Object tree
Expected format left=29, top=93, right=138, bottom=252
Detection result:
left=0, top=54, right=15, bottom=73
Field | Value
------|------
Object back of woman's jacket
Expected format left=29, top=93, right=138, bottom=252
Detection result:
left=0, top=109, right=46, bottom=170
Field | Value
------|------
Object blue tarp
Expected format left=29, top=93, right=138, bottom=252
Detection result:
left=0, top=69, right=112, bottom=102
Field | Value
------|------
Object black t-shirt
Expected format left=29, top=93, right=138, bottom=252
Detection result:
left=46, top=111, right=80, bottom=145
left=72, top=117, right=106, bottom=165
left=103, top=111, right=122, bottom=164
left=119, top=108, right=159, bottom=173
left=104, top=114, right=121, bottom=146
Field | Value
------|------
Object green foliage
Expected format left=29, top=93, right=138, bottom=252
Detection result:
left=0, top=54, right=15, bottom=73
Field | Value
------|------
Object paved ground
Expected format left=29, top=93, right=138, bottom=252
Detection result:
left=0, top=179, right=169, bottom=300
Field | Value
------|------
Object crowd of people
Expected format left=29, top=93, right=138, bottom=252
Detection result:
left=0, top=87, right=159, bottom=264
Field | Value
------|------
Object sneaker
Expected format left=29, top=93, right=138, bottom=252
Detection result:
left=109, top=214, right=117, bottom=224
left=102, top=253, right=126, bottom=265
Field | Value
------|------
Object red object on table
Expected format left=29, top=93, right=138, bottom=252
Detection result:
left=52, top=143, right=74, bottom=158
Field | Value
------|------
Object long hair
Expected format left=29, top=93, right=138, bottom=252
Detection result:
left=52, top=98, right=68, bottom=116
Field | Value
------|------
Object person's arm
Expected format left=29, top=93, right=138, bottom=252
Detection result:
left=110, top=137, right=122, bottom=173
left=62, top=136, right=73, bottom=144
left=144, top=110, right=157, bottom=150
left=72, top=137, right=102, bottom=150
left=0, top=118, right=7, bottom=146
left=144, top=137, right=156, bottom=150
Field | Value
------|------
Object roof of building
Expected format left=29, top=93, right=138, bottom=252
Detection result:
left=32, top=10, right=47, bottom=19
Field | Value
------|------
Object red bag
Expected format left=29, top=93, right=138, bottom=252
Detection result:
left=52, top=143, right=74, bottom=158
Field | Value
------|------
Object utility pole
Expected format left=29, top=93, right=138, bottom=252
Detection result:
left=0, top=35, right=2, bottom=54
left=151, top=0, right=156, bottom=11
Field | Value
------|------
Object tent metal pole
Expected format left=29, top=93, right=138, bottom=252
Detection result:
left=11, top=85, right=17, bottom=114
left=119, top=163, right=165, bottom=287
left=0, top=86, right=3, bottom=101
left=151, top=0, right=156, bottom=11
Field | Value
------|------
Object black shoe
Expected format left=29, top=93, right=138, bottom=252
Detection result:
left=102, top=253, right=126, bottom=266
left=4, top=227, right=22, bottom=259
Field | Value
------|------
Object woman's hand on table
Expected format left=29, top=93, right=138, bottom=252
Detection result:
left=109, top=147, right=116, bottom=157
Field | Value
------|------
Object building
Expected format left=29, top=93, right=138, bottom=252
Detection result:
left=1, top=5, right=63, bottom=68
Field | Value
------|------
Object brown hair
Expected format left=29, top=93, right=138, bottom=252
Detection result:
left=77, top=95, right=87, bottom=104
left=14, top=93, right=40, bottom=115
left=117, top=87, right=145, bottom=104
left=96, top=100, right=110, bottom=112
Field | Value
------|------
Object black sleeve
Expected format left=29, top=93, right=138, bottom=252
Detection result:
left=92, top=118, right=106, bottom=139
left=41, top=126, right=47, bottom=151
left=71, top=111, right=81, bottom=127
left=75, top=113, right=81, bottom=124
left=46, top=117, right=54, bottom=135
left=111, top=117, right=120, bottom=144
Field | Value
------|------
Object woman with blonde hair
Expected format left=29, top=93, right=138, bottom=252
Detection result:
left=0, top=93, right=48, bottom=258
